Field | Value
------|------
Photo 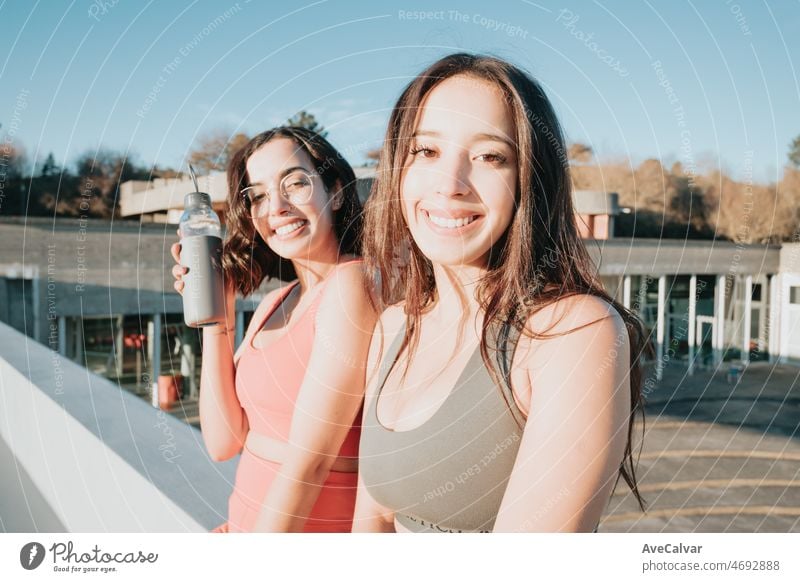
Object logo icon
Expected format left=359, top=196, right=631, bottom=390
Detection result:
left=20, top=542, right=46, bottom=570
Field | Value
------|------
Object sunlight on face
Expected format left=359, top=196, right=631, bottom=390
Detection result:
left=400, top=75, right=519, bottom=269
left=245, top=138, right=338, bottom=260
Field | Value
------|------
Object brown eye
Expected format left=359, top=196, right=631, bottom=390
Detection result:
left=242, top=187, right=267, bottom=206
left=284, top=179, right=309, bottom=193
left=410, top=145, right=436, bottom=158
left=477, top=152, right=507, bottom=164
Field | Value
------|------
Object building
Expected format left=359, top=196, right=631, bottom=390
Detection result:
left=120, top=169, right=620, bottom=240
left=1, top=200, right=797, bottom=408
left=119, top=167, right=378, bottom=225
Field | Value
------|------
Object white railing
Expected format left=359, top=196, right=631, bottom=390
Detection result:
left=0, top=322, right=236, bottom=532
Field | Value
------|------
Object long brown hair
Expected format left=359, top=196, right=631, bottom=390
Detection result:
left=362, top=53, right=651, bottom=512
left=222, top=126, right=363, bottom=296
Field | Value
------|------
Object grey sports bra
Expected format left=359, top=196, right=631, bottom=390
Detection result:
left=359, top=319, right=527, bottom=533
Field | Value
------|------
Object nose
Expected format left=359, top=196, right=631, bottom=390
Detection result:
left=267, top=186, right=292, bottom=216
left=432, top=152, right=471, bottom=199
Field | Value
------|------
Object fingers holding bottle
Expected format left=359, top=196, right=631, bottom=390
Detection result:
left=171, top=234, right=186, bottom=296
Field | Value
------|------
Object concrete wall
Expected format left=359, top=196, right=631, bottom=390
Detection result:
left=0, top=321, right=236, bottom=532
left=778, top=242, right=800, bottom=273
left=590, top=238, right=781, bottom=277
left=120, top=172, right=228, bottom=217
left=0, top=217, right=277, bottom=347
left=574, top=190, right=619, bottom=215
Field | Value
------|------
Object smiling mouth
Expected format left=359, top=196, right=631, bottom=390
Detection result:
left=273, top=220, right=307, bottom=236
left=422, top=210, right=481, bottom=229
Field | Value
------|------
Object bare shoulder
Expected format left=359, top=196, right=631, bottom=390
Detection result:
left=514, top=294, right=628, bottom=374
left=526, top=293, right=626, bottom=338
left=317, top=261, right=374, bottom=314
left=332, top=260, right=371, bottom=290
left=506, top=294, right=633, bottom=425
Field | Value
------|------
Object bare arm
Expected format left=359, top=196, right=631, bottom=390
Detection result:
left=251, top=264, right=378, bottom=532
left=493, top=295, right=631, bottom=532
left=351, top=305, right=405, bottom=533
left=198, top=287, right=250, bottom=461
left=171, top=240, right=248, bottom=462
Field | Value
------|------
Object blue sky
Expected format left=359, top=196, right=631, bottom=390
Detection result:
left=1, top=0, right=798, bottom=184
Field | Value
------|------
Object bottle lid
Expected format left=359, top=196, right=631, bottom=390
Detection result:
left=184, top=191, right=212, bottom=209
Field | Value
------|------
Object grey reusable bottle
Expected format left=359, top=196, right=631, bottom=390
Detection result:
left=178, top=180, right=225, bottom=328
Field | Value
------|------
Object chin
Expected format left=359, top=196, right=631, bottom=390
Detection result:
left=415, top=247, right=480, bottom=268
left=266, top=239, right=308, bottom=260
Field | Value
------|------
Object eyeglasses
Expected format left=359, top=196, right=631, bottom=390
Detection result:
left=240, top=169, right=316, bottom=218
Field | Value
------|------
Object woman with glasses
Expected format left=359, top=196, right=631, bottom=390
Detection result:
left=353, top=54, right=650, bottom=533
left=171, top=127, right=376, bottom=532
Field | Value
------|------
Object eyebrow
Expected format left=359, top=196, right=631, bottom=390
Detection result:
left=245, top=166, right=310, bottom=187
left=412, top=129, right=515, bottom=149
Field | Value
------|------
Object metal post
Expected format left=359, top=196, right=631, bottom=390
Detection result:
left=768, top=274, right=778, bottom=363
left=757, top=275, right=768, bottom=354
left=31, top=273, right=41, bottom=343
left=236, top=310, right=245, bottom=349
left=665, top=278, right=671, bottom=359
left=656, top=275, right=666, bottom=381
left=115, top=314, right=124, bottom=378
left=148, top=314, right=162, bottom=408
left=742, top=275, right=752, bottom=364
left=622, top=275, right=631, bottom=310
left=75, top=318, right=84, bottom=364
left=179, top=326, right=196, bottom=400
left=58, top=315, right=67, bottom=357
left=715, top=275, right=726, bottom=365
left=688, top=275, right=697, bottom=375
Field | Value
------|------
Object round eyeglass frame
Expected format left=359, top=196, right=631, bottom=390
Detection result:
left=240, top=169, right=316, bottom=218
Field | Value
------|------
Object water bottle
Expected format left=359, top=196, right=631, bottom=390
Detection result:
left=179, top=166, right=225, bottom=327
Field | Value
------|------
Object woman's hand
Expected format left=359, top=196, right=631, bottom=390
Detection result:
left=171, top=229, right=235, bottom=307
left=170, top=231, right=186, bottom=296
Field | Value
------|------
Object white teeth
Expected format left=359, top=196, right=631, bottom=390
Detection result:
left=427, top=213, right=476, bottom=229
left=275, top=221, right=305, bottom=235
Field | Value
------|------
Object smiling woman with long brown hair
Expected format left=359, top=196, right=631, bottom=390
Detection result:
left=172, top=126, right=377, bottom=532
left=353, top=53, right=650, bottom=533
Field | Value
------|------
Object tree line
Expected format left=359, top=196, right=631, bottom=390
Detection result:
left=2, top=116, right=799, bottom=244
left=568, top=141, right=800, bottom=244
left=0, top=112, right=326, bottom=219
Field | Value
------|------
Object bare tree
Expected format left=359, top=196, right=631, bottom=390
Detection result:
left=568, top=142, right=593, bottom=163
left=188, top=129, right=250, bottom=174
left=365, top=147, right=380, bottom=166
left=0, top=135, right=29, bottom=216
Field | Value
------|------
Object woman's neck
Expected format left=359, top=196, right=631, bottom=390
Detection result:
left=290, top=247, right=353, bottom=293
left=428, top=263, right=487, bottom=324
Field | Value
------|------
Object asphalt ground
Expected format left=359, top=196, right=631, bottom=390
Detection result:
left=603, top=360, right=800, bottom=532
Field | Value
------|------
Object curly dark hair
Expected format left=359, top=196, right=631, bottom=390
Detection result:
left=222, top=126, right=363, bottom=296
